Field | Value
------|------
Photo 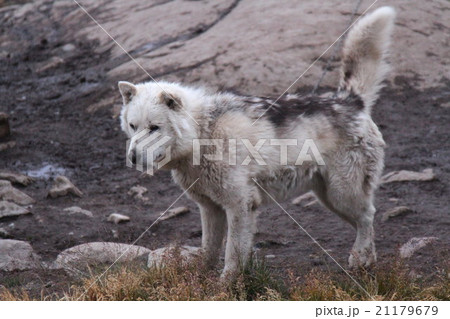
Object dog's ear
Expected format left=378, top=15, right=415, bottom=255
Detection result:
left=159, top=91, right=182, bottom=111
left=118, top=81, right=137, bottom=104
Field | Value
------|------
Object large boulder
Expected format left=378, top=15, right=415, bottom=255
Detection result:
left=0, top=240, right=41, bottom=271
left=147, top=246, right=202, bottom=268
left=54, top=242, right=151, bottom=271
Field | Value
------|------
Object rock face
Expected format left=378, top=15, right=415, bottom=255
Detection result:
left=48, top=176, right=83, bottom=198
left=147, top=246, right=202, bottom=268
left=381, top=169, right=435, bottom=184
left=0, top=201, right=31, bottom=219
left=0, top=171, right=34, bottom=186
left=0, top=180, right=35, bottom=205
left=0, top=240, right=41, bottom=271
left=400, top=237, right=438, bottom=258
left=55, top=242, right=151, bottom=270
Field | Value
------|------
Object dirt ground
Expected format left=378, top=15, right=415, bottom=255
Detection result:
left=0, top=0, right=448, bottom=295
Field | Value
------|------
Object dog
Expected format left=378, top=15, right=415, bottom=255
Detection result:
left=118, top=6, right=396, bottom=277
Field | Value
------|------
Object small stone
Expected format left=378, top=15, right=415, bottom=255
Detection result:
left=63, top=206, right=93, bottom=218
left=0, top=112, right=10, bottom=138
left=0, top=239, right=41, bottom=271
left=0, top=170, right=34, bottom=186
left=0, top=141, right=16, bottom=152
left=381, top=168, right=435, bottom=184
left=107, top=213, right=130, bottom=224
left=48, top=176, right=83, bottom=198
left=0, top=227, right=10, bottom=238
left=62, top=43, right=76, bottom=52
left=265, top=254, right=276, bottom=259
left=36, top=56, right=64, bottom=73
left=128, top=185, right=149, bottom=201
left=399, top=237, right=438, bottom=258
left=111, top=229, right=119, bottom=239
left=0, top=201, right=31, bottom=219
left=154, top=206, right=190, bottom=225
left=381, top=206, right=414, bottom=222
left=304, top=199, right=318, bottom=207
left=0, top=180, right=35, bottom=205
left=292, top=191, right=315, bottom=205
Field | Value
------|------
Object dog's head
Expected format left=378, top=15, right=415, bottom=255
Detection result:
left=118, top=81, right=199, bottom=172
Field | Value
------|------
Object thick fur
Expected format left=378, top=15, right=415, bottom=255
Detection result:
left=119, top=7, right=395, bottom=277
left=339, top=6, right=396, bottom=113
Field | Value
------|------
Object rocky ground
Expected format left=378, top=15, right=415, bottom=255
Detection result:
left=0, top=0, right=448, bottom=298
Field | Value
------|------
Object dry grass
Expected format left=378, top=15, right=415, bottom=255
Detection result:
left=1, top=249, right=448, bottom=301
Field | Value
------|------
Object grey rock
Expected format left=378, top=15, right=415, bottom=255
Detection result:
left=36, top=56, right=64, bottom=73
left=107, top=213, right=130, bottom=224
left=48, top=175, right=83, bottom=198
left=0, top=239, right=41, bottom=271
left=154, top=206, right=190, bottom=226
left=128, top=185, right=149, bottom=201
left=0, top=180, right=35, bottom=205
left=147, top=246, right=202, bottom=268
left=0, top=200, right=31, bottom=219
left=55, top=242, right=151, bottom=271
left=400, top=237, right=438, bottom=258
left=64, top=206, right=93, bottom=218
left=381, top=206, right=414, bottom=222
left=381, top=168, right=435, bottom=184
left=0, top=170, right=34, bottom=186
left=292, top=191, right=315, bottom=205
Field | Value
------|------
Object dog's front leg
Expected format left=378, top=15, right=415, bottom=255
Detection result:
left=221, top=202, right=257, bottom=278
left=198, top=199, right=227, bottom=268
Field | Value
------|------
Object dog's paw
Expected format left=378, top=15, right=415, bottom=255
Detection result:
left=348, top=250, right=376, bottom=269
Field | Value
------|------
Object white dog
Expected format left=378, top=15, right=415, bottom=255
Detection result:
left=118, top=7, right=396, bottom=277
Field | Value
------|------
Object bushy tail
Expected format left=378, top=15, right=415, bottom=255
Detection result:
left=339, top=6, right=396, bottom=113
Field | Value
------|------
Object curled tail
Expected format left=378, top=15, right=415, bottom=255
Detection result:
left=340, top=6, right=396, bottom=113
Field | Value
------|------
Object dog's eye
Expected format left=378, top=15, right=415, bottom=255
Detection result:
left=149, top=125, right=159, bottom=133
left=129, top=123, right=136, bottom=131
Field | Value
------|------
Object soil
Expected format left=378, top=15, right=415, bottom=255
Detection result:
left=0, top=0, right=448, bottom=296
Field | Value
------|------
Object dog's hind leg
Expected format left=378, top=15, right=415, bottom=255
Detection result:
left=311, top=170, right=377, bottom=269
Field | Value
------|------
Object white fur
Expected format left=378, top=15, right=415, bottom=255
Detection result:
left=119, top=6, right=396, bottom=278
left=340, top=6, right=396, bottom=112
